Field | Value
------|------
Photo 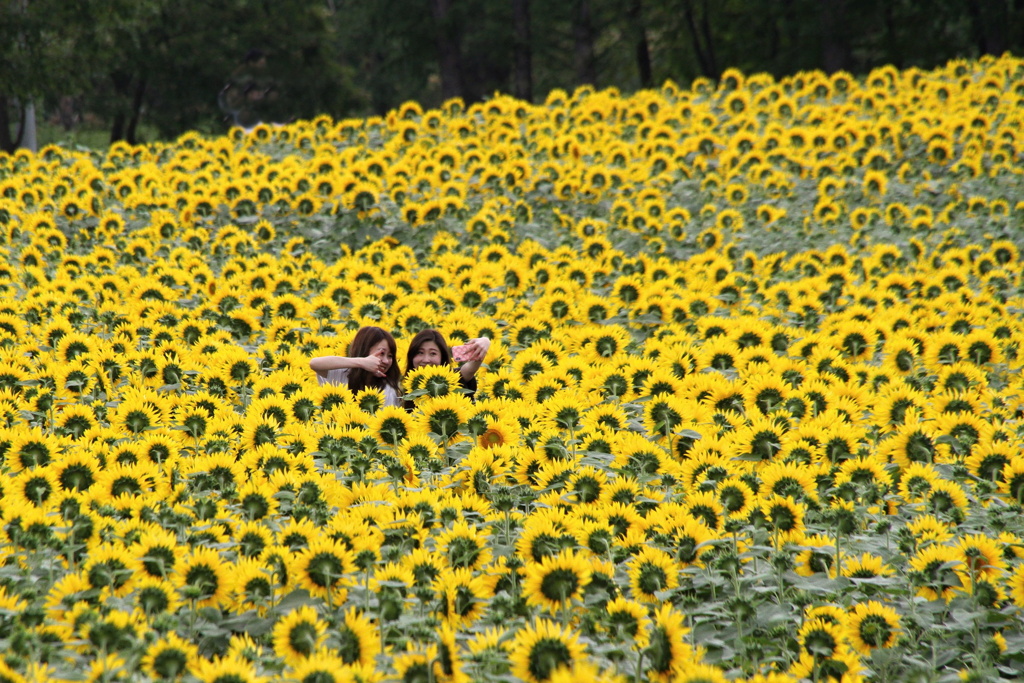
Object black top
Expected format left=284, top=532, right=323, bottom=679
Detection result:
left=460, top=373, right=478, bottom=400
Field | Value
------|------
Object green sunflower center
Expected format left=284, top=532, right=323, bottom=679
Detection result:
left=540, top=568, right=580, bottom=603
left=306, top=551, right=345, bottom=588
left=446, top=536, right=481, bottom=569
left=645, top=626, right=673, bottom=674
left=123, top=409, right=153, bottom=433
left=152, top=647, right=188, bottom=679
left=636, top=563, right=667, bottom=596
left=88, top=559, right=133, bottom=590
left=289, top=621, right=319, bottom=657
left=138, top=586, right=171, bottom=614
left=142, top=546, right=176, bottom=578
left=527, top=637, right=572, bottom=682
left=858, top=614, right=892, bottom=648
left=770, top=504, right=798, bottom=531
left=804, top=629, right=838, bottom=657
left=572, top=476, right=601, bottom=503
left=336, top=625, right=362, bottom=665
left=427, top=408, right=461, bottom=436
left=184, top=564, right=220, bottom=601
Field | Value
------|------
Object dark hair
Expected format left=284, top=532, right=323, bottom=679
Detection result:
left=405, top=329, right=451, bottom=376
left=347, top=326, right=400, bottom=394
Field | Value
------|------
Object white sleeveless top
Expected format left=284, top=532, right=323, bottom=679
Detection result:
left=315, top=368, right=402, bottom=407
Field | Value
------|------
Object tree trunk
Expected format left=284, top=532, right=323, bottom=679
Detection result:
left=573, top=0, right=597, bottom=87
left=511, top=0, right=533, bottom=101
left=20, top=100, right=36, bottom=151
left=429, top=0, right=465, bottom=100
left=628, top=0, right=653, bottom=88
left=682, top=0, right=717, bottom=78
left=110, top=71, right=131, bottom=143
left=126, top=77, right=147, bottom=145
left=819, top=0, right=851, bottom=73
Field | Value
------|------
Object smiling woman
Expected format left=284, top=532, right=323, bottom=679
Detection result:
left=404, top=328, right=491, bottom=402
left=309, top=326, right=402, bottom=407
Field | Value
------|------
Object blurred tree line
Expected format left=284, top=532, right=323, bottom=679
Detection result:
left=1, top=0, right=1020, bottom=150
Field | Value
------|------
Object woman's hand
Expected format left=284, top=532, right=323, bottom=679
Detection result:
left=453, top=337, right=490, bottom=362
left=358, top=355, right=389, bottom=377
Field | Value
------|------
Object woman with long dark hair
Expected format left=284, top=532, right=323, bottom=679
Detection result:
left=404, top=329, right=490, bottom=398
left=310, top=326, right=402, bottom=406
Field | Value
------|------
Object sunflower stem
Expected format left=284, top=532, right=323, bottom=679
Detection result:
left=834, top=530, right=842, bottom=583
left=774, top=539, right=786, bottom=606
left=970, top=564, right=980, bottom=667
left=731, top=532, right=744, bottom=662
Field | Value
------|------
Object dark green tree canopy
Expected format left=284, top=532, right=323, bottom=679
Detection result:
left=2, top=0, right=1021, bottom=148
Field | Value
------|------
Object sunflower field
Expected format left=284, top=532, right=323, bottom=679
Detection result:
left=0, top=53, right=1023, bottom=683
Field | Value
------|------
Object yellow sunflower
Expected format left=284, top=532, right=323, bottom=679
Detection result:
left=272, top=605, right=327, bottom=666
left=797, top=615, right=852, bottom=661
left=757, top=460, right=820, bottom=505
left=523, top=549, right=592, bottom=612
left=142, top=632, right=199, bottom=681
left=292, top=537, right=355, bottom=601
left=372, top=405, right=415, bottom=447
left=188, top=654, right=264, bottom=683
left=405, top=363, right=462, bottom=400
left=627, top=546, right=680, bottom=603
left=998, top=457, right=1024, bottom=504
left=174, top=546, right=232, bottom=609
left=509, top=618, right=586, bottom=683
left=909, top=544, right=963, bottom=601
left=286, top=649, right=355, bottom=683
left=332, top=607, right=381, bottom=668
left=133, top=527, right=182, bottom=579
left=841, top=552, right=894, bottom=581
left=954, top=533, right=1006, bottom=581
left=896, top=462, right=941, bottom=503
left=644, top=604, right=694, bottom=682
left=793, top=534, right=837, bottom=578
left=417, top=394, right=471, bottom=442
left=846, top=601, right=900, bottom=656
left=6, top=427, right=63, bottom=472
left=1007, top=563, right=1024, bottom=609
left=435, top=520, right=494, bottom=572
left=642, top=393, right=688, bottom=442
left=760, top=495, right=806, bottom=544
left=231, top=557, right=278, bottom=615
left=833, top=456, right=893, bottom=501
left=475, top=418, right=518, bottom=450
left=716, top=477, right=757, bottom=521
left=83, top=543, right=141, bottom=597
left=925, top=479, right=969, bottom=522
left=435, top=566, right=499, bottom=627
left=601, top=596, right=649, bottom=645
